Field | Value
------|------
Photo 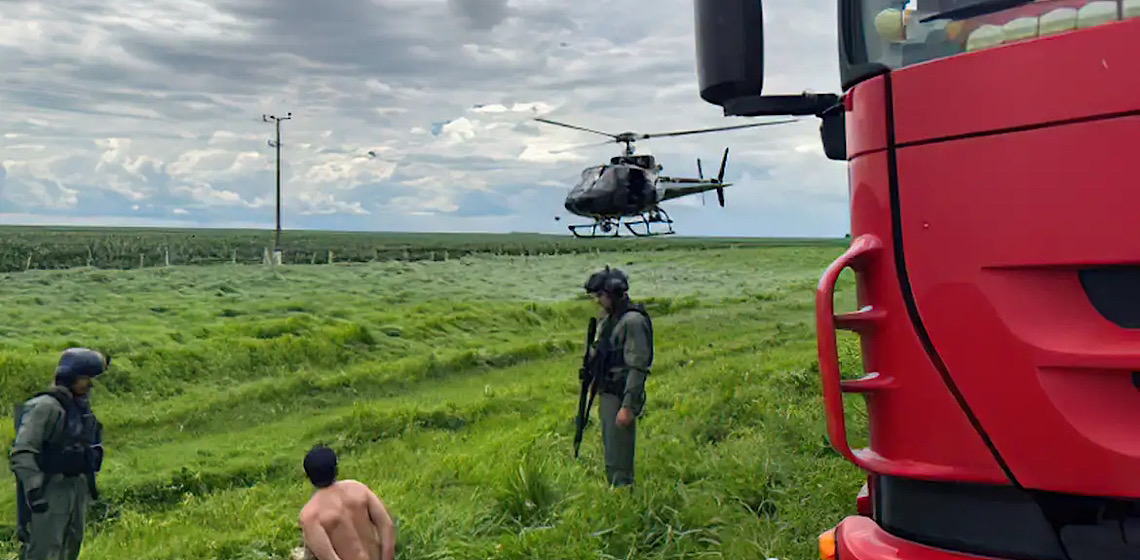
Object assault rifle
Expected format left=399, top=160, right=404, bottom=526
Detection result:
left=573, top=317, right=599, bottom=458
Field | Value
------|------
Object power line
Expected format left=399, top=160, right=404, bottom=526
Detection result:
left=263, top=112, right=292, bottom=256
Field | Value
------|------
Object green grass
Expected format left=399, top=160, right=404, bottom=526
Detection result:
left=0, top=225, right=848, bottom=272
left=0, top=240, right=868, bottom=560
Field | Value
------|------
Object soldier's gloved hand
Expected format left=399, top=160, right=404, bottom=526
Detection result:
left=26, top=487, right=48, bottom=514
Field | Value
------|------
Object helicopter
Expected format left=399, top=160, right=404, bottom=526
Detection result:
left=534, top=117, right=799, bottom=237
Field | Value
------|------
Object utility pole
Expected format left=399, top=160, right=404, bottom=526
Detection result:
left=263, top=111, right=291, bottom=264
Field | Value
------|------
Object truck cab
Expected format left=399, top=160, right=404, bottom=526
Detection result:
left=691, top=1, right=1140, bottom=559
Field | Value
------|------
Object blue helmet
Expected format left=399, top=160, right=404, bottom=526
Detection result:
left=55, top=348, right=110, bottom=381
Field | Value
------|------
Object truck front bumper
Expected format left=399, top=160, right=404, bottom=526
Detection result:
left=822, top=515, right=1006, bottom=560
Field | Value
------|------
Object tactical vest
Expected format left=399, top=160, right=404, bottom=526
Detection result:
left=14, top=391, right=104, bottom=478
left=594, top=304, right=654, bottom=394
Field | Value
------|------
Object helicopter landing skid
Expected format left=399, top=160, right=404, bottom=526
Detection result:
left=568, top=219, right=622, bottom=238
left=622, top=208, right=675, bottom=237
left=568, top=209, right=675, bottom=238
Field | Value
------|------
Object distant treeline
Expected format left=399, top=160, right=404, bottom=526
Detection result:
left=0, top=226, right=848, bottom=272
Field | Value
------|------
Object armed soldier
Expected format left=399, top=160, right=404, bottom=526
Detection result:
left=582, top=266, right=654, bottom=487
left=10, top=348, right=108, bottom=560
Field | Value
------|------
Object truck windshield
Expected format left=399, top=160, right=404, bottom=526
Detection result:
left=853, top=0, right=1130, bottom=70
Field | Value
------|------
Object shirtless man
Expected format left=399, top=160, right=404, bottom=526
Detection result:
left=295, top=445, right=396, bottom=560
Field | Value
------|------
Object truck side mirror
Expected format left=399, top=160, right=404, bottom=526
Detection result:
left=694, top=0, right=766, bottom=108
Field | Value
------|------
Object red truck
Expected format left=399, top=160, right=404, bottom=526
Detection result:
left=691, top=1, right=1140, bottom=559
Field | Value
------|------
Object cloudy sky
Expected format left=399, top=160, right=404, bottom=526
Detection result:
left=0, top=0, right=848, bottom=237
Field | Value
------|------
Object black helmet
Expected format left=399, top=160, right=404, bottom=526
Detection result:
left=55, top=348, right=109, bottom=381
left=584, top=266, right=629, bottom=295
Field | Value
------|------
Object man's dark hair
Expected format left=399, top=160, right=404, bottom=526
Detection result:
left=303, top=444, right=338, bottom=488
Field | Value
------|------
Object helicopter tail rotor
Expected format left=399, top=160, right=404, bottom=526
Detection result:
left=692, top=152, right=726, bottom=206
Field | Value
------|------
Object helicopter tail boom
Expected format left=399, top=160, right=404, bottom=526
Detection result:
left=658, top=181, right=733, bottom=202
left=658, top=147, right=730, bottom=207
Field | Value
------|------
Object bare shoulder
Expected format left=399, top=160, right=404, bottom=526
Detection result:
left=337, top=479, right=381, bottom=501
left=338, top=479, right=373, bottom=493
left=299, top=500, right=319, bottom=524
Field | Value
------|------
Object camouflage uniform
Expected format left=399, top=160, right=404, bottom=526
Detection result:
left=585, top=267, right=654, bottom=487
left=10, top=348, right=107, bottom=560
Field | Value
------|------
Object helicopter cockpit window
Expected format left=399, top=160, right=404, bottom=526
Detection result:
left=581, top=166, right=604, bottom=182
left=598, top=166, right=622, bottom=189
left=570, top=165, right=606, bottom=195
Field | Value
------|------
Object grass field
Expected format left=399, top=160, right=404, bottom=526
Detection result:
left=0, top=236, right=867, bottom=560
left=0, top=225, right=848, bottom=272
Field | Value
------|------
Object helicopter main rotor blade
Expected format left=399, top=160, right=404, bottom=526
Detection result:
left=533, top=118, right=619, bottom=139
left=636, top=118, right=800, bottom=139
left=548, top=139, right=619, bottom=154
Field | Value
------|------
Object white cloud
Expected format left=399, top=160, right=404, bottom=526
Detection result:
left=0, top=0, right=850, bottom=237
